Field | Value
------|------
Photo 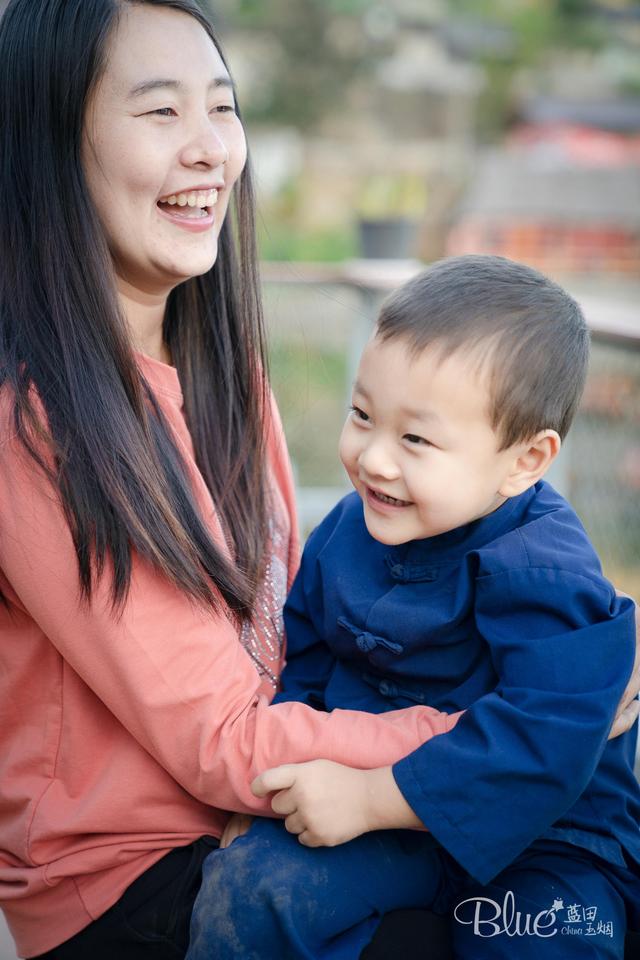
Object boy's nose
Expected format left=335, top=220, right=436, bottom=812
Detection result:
left=358, top=441, right=400, bottom=481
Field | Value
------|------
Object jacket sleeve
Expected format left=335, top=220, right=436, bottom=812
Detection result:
left=391, top=564, right=636, bottom=883
left=0, top=428, right=457, bottom=817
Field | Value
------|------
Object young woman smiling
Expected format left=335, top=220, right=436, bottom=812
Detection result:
left=0, top=2, right=466, bottom=955
left=0, top=2, right=638, bottom=959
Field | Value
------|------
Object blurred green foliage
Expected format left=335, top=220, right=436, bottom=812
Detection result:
left=209, top=0, right=623, bottom=138
left=258, top=222, right=357, bottom=262
left=256, top=174, right=357, bottom=261
left=356, top=173, right=428, bottom=219
left=215, top=0, right=385, bottom=131
left=448, top=0, right=611, bottom=139
left=269, top=339, right=348, bottom=486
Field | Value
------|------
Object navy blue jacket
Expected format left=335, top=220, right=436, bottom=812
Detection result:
left=276, top=481, right=639, bottom=885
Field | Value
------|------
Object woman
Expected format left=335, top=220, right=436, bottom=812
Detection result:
left=0, top=1, right=637, bottom=958
left=0, top=1, right=468, bottom=956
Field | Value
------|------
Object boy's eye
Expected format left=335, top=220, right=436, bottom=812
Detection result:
left=350, top=405, right=370, bottom=423
left=404, top=433, right=431, bottom=446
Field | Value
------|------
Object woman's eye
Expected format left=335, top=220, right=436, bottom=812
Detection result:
left=147, top=105, right=236, bottom=118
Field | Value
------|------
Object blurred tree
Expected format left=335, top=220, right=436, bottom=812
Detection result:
left=207, top=0, right=385, bottom=131
left=447, top=0, right=613, bottom=139
left=207, top=0, right=637, bottom=138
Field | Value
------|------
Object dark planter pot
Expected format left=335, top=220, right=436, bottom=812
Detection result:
left=358, top=217, right=419, bottom=259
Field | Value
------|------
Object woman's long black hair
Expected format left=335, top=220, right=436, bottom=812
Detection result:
left=0, top=0, right=269, bottom=619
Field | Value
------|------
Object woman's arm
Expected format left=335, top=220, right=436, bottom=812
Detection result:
left=250, top=596, right=639, bottom=849
left=0, top=421, right=457, bottom=818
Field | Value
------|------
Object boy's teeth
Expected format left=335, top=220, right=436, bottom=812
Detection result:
left=375, top=491, right=408, bottom=505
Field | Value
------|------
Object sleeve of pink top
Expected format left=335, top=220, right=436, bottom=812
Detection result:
left=0, top=409, right=460, bottom=817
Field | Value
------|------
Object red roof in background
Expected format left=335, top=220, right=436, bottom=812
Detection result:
left=508, top=123, right=640, bottom=167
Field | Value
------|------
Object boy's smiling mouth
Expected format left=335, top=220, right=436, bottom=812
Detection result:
left=366, top=486, right=413, bottom=508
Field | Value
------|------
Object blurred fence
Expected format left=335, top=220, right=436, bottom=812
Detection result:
left=262, top=260, right=640, bottom=598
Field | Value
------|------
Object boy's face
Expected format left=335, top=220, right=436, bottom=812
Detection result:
left=339, top=335, right=523, bottom=545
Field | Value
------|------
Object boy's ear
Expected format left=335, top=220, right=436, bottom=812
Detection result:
left=498, top=430, right=561, bottom=498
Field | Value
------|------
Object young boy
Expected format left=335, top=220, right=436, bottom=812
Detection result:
left=188, top=256, right=640, bottom=959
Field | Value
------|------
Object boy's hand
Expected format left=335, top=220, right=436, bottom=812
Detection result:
left=610, top=591, right=640, bottom=740
left=252, top=760, right=371, bottom=847
left=219, top=813, right=254, bottom=849
left=251, top=760, right=421, bottom=847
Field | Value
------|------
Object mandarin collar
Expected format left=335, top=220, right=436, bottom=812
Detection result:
left=385, top=485, right=538, bottom=570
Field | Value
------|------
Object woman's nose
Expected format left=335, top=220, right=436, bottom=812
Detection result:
left=180, top=117, right=229, bottom=169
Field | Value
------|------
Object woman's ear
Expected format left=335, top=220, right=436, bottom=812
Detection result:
left=499, top=430, right=561, bottom=498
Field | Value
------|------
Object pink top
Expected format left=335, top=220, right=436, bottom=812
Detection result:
left=0, top=354, right=457, bottom=957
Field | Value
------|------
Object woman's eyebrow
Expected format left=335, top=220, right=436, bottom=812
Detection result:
left=127, top=76, right=233, bottom=99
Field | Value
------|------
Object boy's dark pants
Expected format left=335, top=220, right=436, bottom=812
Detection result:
left=188, top=818, right=636, bottom=960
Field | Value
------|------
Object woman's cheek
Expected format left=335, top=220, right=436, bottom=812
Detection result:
left=226, top=119, right=247, bottom=186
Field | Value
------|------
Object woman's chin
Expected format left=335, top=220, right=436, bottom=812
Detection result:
left=157, top=248, right=219, bottom=286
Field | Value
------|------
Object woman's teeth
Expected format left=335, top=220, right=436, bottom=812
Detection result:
left=161, top=188, right=219, bottom=209
left=165, top=206, right=210, bottom=219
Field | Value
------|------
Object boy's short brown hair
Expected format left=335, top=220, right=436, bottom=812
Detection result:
left=375, top=255, right=590, bottom=450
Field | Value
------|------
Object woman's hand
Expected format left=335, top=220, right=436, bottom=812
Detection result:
left=609, top=592, right=640, bottom=740
left=219, top=813, right=254, bottom=849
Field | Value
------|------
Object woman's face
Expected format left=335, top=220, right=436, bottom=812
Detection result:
left=82, top=4, right=246, bottom=298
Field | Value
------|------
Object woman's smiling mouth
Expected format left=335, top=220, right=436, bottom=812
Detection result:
left=156, top=187, right=220, bottom=227
left=159, top=187, right=218, bottom=209
left=156, top=188, right=220, bottom=231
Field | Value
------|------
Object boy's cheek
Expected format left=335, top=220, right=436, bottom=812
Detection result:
left=338, top=429, right=356, bottom=477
